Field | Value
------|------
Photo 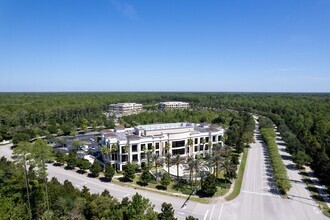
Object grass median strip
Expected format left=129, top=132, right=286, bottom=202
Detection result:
left=260, top=128, right=291, bottom=194
left=225, top=147, right=248, bottom=201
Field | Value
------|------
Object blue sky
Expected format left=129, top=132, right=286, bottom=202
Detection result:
left=0, top=0, right=329, bottom=92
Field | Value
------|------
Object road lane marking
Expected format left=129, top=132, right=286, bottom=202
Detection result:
left=209, top=204, right=215, bottom=220
left=242, top=190, right=280, bottom=198
left=218, top=204, right=224, bottom=220
left=203, top=209, right=209, bottom=220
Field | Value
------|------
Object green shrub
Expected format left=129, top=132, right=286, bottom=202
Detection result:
left=260, top=128, right=291, bottom=194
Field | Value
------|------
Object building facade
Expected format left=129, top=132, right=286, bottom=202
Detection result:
left=158, top=101, right=190, bottom=110
left=101, top=122, right=224, bottom=170
left=109, top=103, right=143, bottom=117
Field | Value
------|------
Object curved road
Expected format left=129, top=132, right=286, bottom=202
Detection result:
left=0, top=123, right=327, bottom=220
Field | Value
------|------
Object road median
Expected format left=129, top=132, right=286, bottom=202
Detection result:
left=225, top=147, right=248, bottom=201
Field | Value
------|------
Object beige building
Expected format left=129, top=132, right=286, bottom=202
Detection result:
left=101, top=122, right=224, bottom=170
left=109, top=103, right=143, bottom=117
left=158, top=101, right=189, bottom=110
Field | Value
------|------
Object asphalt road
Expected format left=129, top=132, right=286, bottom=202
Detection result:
left=0, top=123, right=328, bottom=220
left=219, top=121, right=326, bottom=220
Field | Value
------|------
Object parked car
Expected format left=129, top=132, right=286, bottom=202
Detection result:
left=80, top=145, right=89, bottom=152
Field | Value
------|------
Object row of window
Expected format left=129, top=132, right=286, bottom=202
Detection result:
left=117, top=135, right=221, bottom=153
left=110, top=145, right=213, bottom=163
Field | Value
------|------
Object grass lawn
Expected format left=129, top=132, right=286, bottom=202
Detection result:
left=225, top=147, right=248, bottom=201
left=300, top=169, right=330, bottom=218
left=112, top=174, right=211, bottom=203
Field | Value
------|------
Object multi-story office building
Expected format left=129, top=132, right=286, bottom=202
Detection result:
left=158, top=101, right=190, bottom=110
left=109, top=103, right=143, bottom=117
left=101, top=122, right=224, bottom=170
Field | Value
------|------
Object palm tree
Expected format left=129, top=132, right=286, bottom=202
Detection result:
left=146, top=151, right=153, bottom=169
left=13, top=141, right=33, bottom=220
left=210, top=153, right=222, bottom=179
left=111, top=143, right=118, bottom=152
left=193, top=157, right=201, bottom=184
left=220, top=145, right=231, bottom=158
left=208, top=141, right=213, bottom=153
left=123, top=145, right=130, bottom=162
left=111, top=143, right=118, bottom=162
left=165, top=152, right=172, bottom=174
left=187, top=156, right=195, bottom=186
left=101, top=145, right=111, bottom=162
left=187, top=138, right=194, bottom=156
left=165, top=142, right=170, bottom=154
left=221, top=158, right=237, bottom=183
left=172, top=154, right=183, bottom=181
left=152, top=153, right=162, bottom=182
left=123, top=145, right=129, bottom=153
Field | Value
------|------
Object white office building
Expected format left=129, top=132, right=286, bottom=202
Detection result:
left=158, top=101, right=190, bottom=110
left=109, top=103, right=143, bottom=117
left=101, top=122, right=224, bottom=170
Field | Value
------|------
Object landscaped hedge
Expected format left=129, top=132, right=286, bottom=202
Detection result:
left=260, top=128, right=291, bottom=194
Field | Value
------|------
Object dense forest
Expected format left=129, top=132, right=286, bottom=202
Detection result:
left=0, top=92, right=329, bottom=187
left=0, top=156, right=182, bottom=220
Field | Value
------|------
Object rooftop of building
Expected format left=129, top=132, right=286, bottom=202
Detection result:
left=102, top=122, right=223, bottom=141
left=135, top=122, right=194, bottom=131
left=109, top=102, right=142, bottom=107
left=159, top=101, right=189, bottom=105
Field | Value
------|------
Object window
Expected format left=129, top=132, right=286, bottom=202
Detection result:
left=156, top=142, right=159, bottom=149
left=122, top=155, right=128, bottom=162
left=200, top=137, right=204, bottom=143
left=206, top=137, right=209, bottom=142
left=140, top=153, right=146, bottom=159
left=172, top=148, right=185, bottom=155
left=132, top=144, right=137, bottom=152
left=194, top=138, right=198, bottom=144
left=132, top=154, right=138, bottom=162
left=172, top=140, right=185, bottom=148
left=112, top=153, right=118, bottom=160
left=121, top=146, right=127, bottom=153
left=200, top=145, right=204, bottom=151
left=148, top=143, right=152, bottom=150
left=205, top=145, right=208, bottom=151
left=194, top=146, right=198, bottom=152
left=141, top=144, right=146, bottom=151
left=212, top=136, right=216, bottom=142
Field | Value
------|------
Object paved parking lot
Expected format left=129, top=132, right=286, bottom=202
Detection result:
left=52, top=132, right=102, bottom=157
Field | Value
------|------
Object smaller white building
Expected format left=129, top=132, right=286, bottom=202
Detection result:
left=109, top=103, right=143, bottom=117
left=158, top=101, right=189, bottom=110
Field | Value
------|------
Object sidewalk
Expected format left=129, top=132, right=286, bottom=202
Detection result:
left=304, top=166, right=330, bottom=208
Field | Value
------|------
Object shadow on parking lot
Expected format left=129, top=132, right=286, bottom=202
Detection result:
left=281, top=155, right=292, bottom=161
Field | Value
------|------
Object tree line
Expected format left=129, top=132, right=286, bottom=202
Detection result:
left=0, top=92, right=329, bottom=186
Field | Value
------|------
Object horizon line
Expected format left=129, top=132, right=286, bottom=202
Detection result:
left=0, top=91, right=329, bottom=94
